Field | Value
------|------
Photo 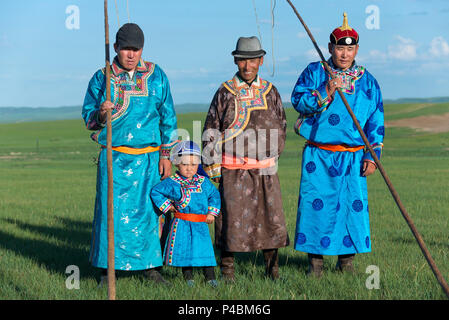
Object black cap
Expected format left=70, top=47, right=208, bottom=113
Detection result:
left=115, top=23, right=144, bottom=49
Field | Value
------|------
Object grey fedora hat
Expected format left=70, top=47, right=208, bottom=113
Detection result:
left=232, top=36, right=266, bottom=58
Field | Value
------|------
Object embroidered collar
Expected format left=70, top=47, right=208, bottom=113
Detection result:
left=322, top=58, right=365, bottom=94
left=172, top=172, right=204, bottom=187
left=111, top=56, right=149, bottom=76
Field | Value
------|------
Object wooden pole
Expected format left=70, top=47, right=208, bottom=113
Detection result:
left=104, top=0, right=116, bottom=301
left=286, top=0, right=449, bottom=299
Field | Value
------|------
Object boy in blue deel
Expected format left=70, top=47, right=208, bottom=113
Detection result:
left=150, top=141, right=221, bottom=287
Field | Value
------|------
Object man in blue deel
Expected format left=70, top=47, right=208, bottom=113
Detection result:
left=291, top=13, right=384, bottom=277
left=82, top=23, right=178, bottom=285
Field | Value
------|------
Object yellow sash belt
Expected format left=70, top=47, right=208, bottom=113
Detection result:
left=101, top=145, right=160, bottom=155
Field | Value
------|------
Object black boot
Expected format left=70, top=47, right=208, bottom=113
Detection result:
left=307, top=253, right=324, bottom=278
left=336, top=254, right=355, bottom=273
left=263, top=249, right=279, bottom=280
left=144, top=268, right=171, bottom=286
left=220, top=250, right=235, bottom=282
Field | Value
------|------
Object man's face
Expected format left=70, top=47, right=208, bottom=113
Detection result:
left=328, top=43, right=359, bottom=70
left=235, top=56, right=264, bottom=83
left=114, top=44, right=143, bottom=71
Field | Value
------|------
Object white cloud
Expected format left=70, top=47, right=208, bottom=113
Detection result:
left=429, top=36, right=449, bottom=57
left=388, top=36, right=418, bottom=61
left=305, top=46, right=327, bottom=60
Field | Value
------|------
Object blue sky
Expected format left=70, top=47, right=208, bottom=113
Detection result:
left=1, top=0, right=449, bottom=107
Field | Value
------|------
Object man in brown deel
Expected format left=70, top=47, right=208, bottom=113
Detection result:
left=202, top=36, right=289, bottom=281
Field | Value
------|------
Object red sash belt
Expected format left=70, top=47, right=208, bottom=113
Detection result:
left=221, top=153, right=276, bottom=170
left=174, top=211, right=207, bottom=223
left=306, top=140, right=364, bottom=152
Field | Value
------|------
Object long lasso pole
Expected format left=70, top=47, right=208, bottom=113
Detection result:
left=285, top=0, right=449, bottom=299
left=104, top=0, right=116, bottom=301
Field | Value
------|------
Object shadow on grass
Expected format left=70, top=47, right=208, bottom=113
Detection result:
left=213, top=248, right=309, bottom=275
left=0, top=216, right=177, bottom=284
left=0, top=216, right=98, bottom=280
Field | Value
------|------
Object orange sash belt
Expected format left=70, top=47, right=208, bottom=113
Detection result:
left=221, top=153, right=276, bottom=170
left=307, top=140, right=364, bottom=152
left=174, top=211, right=207, bottom=223
left=101, top=145, right=160, bottom=155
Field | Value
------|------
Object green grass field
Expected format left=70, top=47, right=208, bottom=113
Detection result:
left=0, top=103, right=448, bottom=300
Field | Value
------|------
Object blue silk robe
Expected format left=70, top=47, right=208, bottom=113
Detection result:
left=150, top=173, right=221, bottom=267
left=82, top=57, right=178, bottom=270
left=292, top=59, right=384, bottom=255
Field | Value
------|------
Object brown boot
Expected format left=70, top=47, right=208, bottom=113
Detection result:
left=220, top=251, right=235, bottom=282
left=307, top=253, right=324, bottom=278
left=336, top=254, right=355, bottom=273
left=263, top=249, right=279, bottom=280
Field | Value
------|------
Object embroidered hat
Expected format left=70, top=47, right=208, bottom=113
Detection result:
left=232, top=36, right=266, bottom=59
left=330, top=13, right=359, bottom=46
left=115, top=23, right=144, bottom=49
left=170, top=141, right=202, bottom=162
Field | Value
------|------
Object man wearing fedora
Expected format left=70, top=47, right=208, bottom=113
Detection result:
left=202, top=36, right=289, bottom=281
left=82, top=23, right=178, bottom=285
left=291, top=13, right=384, bottom=277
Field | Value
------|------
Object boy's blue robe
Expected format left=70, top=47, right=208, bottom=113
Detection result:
left=150, top=173, right=221, bottom=267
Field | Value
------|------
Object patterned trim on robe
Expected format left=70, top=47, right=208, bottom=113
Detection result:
left=101, top=58, right=155, bottom=123
left=170, top=173, right=205, bottom=210
left=203, top=163, right=221, bottom=179
left=207, top=206, right=220, bottom=217
left=165, top=218, right=179, bottom=265
left=320, top=62, right=365, bottom=95
left=220, top=74, right=272, bottom=145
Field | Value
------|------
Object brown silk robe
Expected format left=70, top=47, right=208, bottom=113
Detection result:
left=203, top=74, right=289, bottom=252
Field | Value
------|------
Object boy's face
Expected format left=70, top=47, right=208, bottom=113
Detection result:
left=176, top=155, right=199, bottom=180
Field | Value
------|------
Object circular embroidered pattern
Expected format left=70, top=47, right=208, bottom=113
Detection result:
left=376, top=126, right=385, bottom=136
left=352, top=200, right=363, bottom=212
left=312, top=198, right=324, bottom=211
left=365, top=236, right=370, bottom=248
left=328, top=166, right=339, bottom=177
left=343, top=235, right=353, bottom=248
left=305, top=117, right=315, bottom=126
left=297, top=233, right=306, bottom=245
left=320, top=236, right=331, bottom=248
left=305, top=161, right=316, bottom=173
left=328, top=114, right=340, bottom=126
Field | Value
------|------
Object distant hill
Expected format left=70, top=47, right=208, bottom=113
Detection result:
left=0, top=98, right=447, bottom=124
left=0, top=106, right=82, bottom=124
left=383, top=97, right=449, bottom=104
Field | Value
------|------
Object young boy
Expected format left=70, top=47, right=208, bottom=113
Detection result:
left=150, top=141, right=221, bottom=287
